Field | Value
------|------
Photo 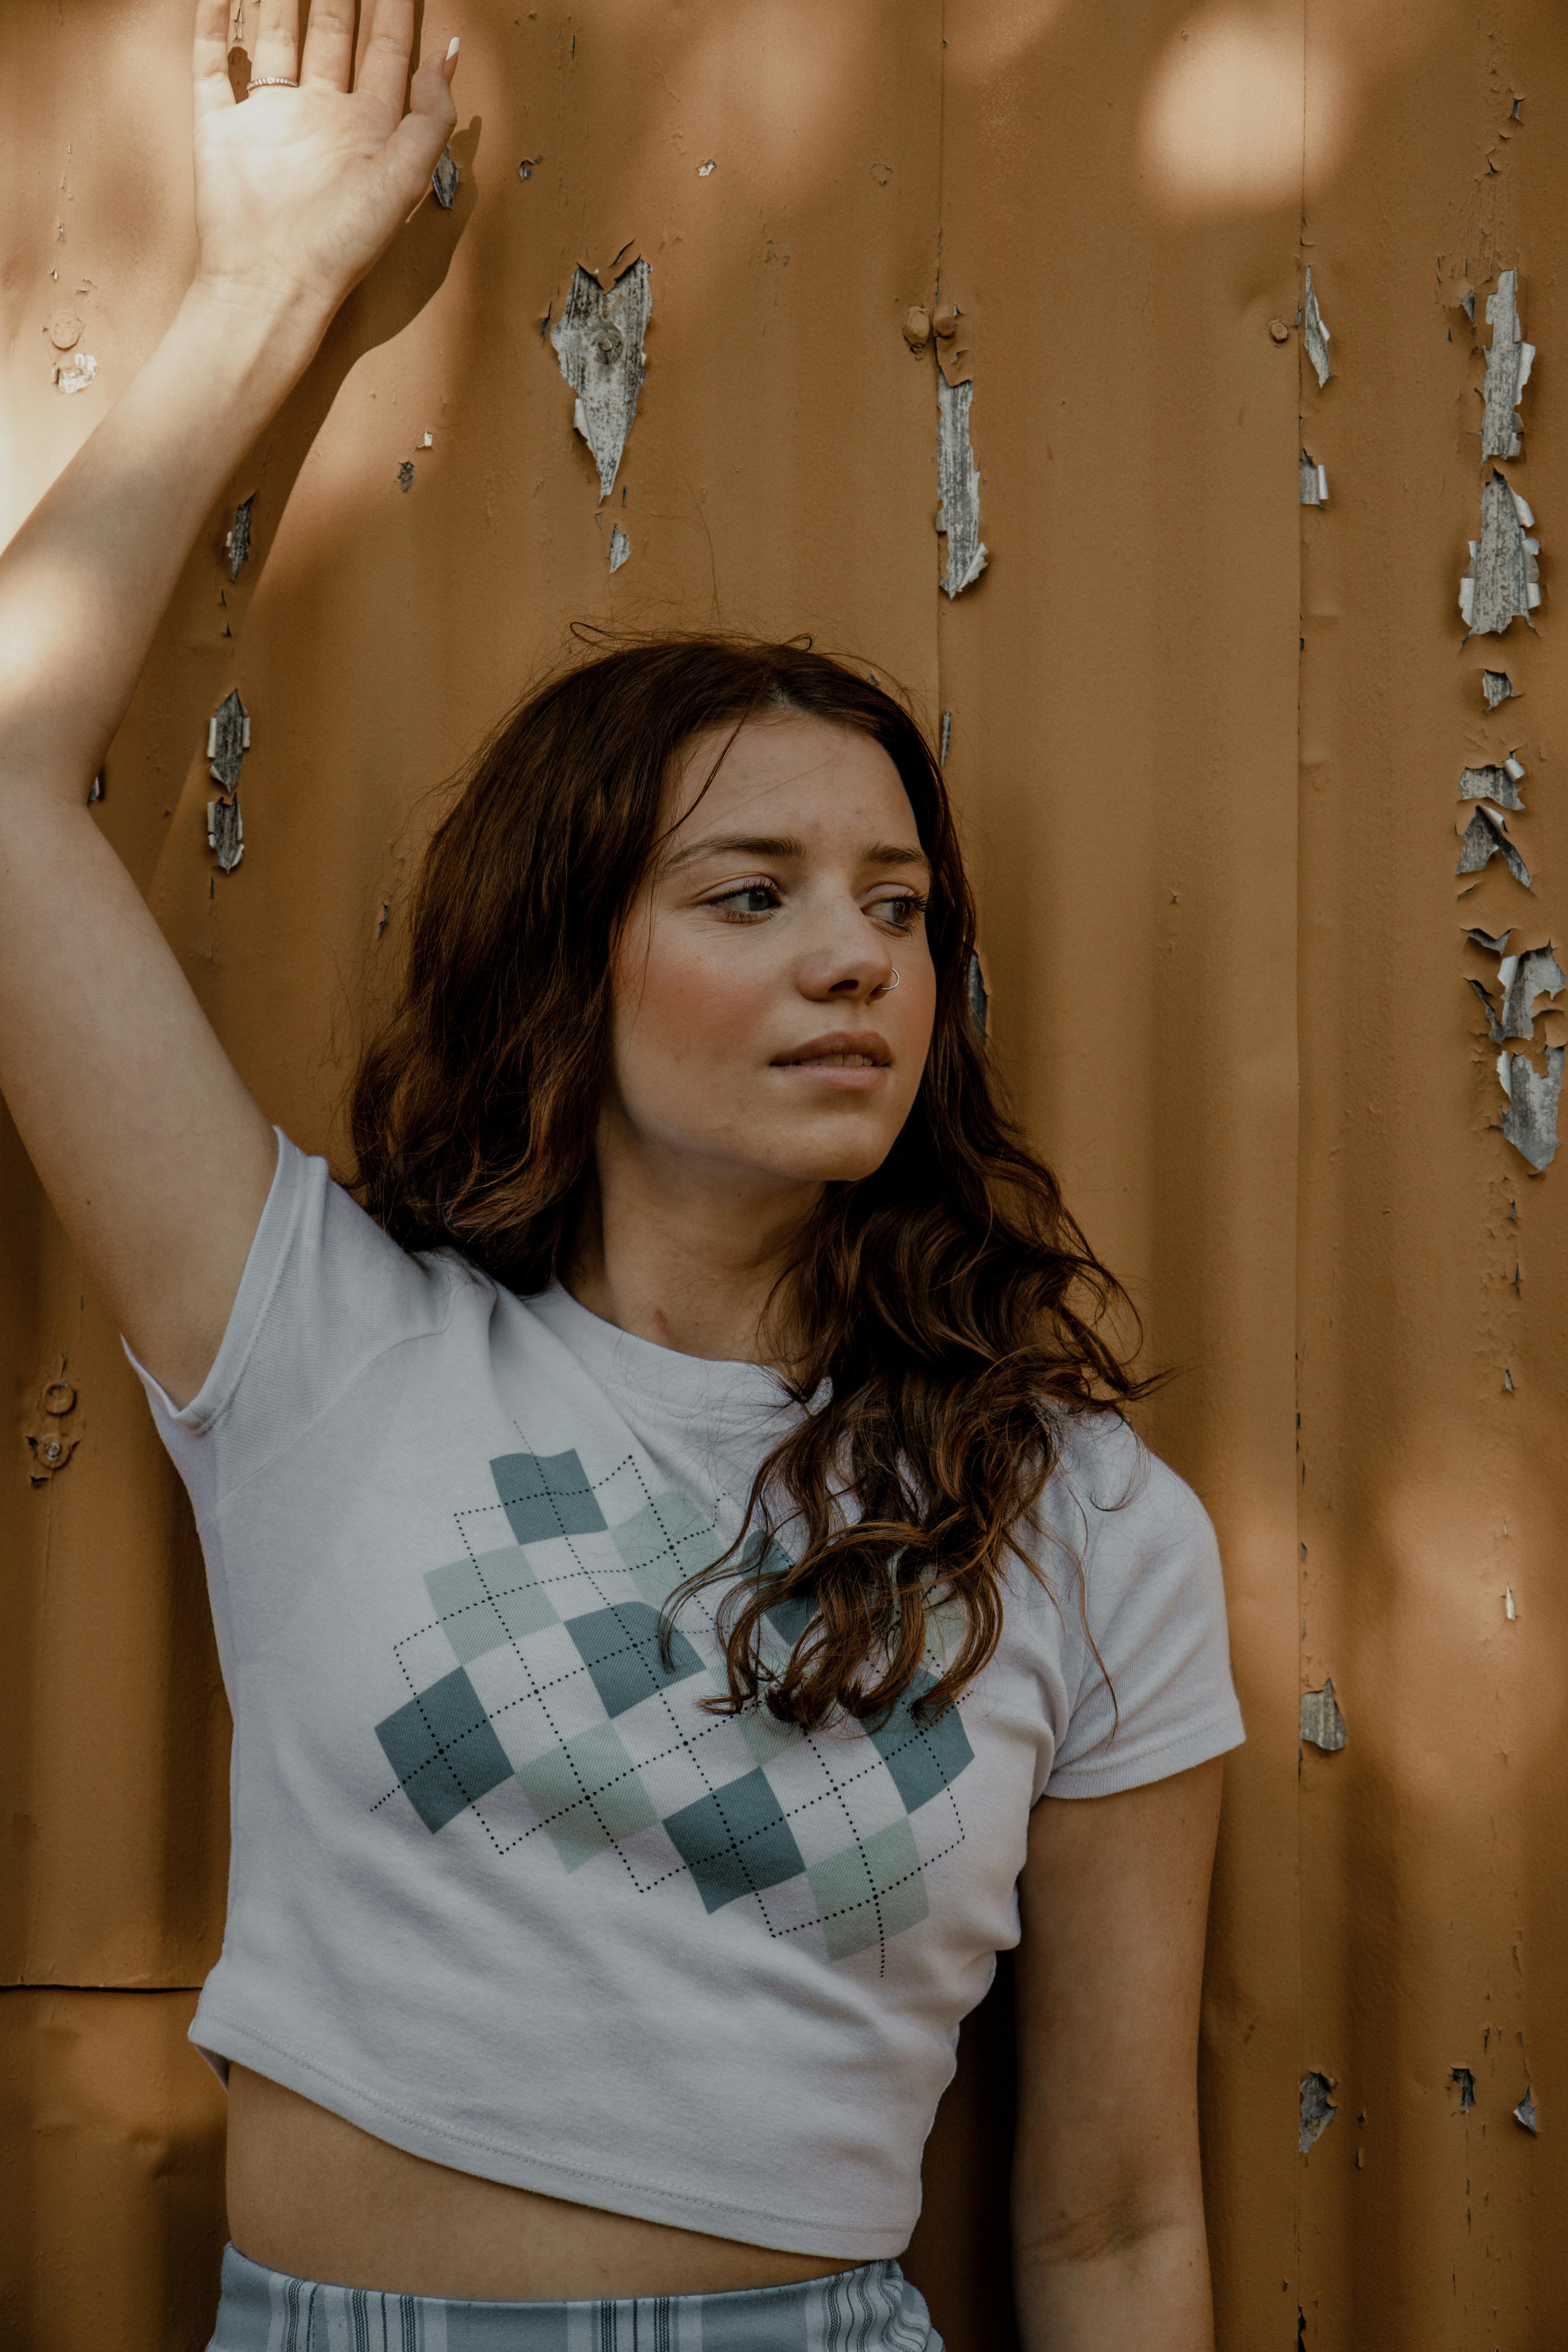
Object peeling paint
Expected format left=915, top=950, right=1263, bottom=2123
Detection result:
left=1469, top=944, right=1564, bottom=1043
left=1458, top=755, right=1527, bottom=809
left=1506, top=1583, right=1518, bottom=1615
left=206, top=689, right=250, bottom=792
left=551, top=257, right=652, bottom=502
left=205, top=797, right=244, bottom=873
left=936, top=376, right=986, bottom=598
left=1483, top=668, right=1517, bottom=707
left=1300, top=1678, right=1347, bottom=1751
left=967, top=953, right=988, bottom=1042
left=1497, top=1046, right=1563, bottom=1171
left=1302, top=267, right=1331, bottom=388
left=432, top=147, right=459, bottom=210
left=697, top=158, right=716, bottom=177
left=1480, top=269, right=1535, bottom=462
left=1452, top=2066, right=1477, bottom=2112
left=939, top=708, right=952, bottom=768
left=54, top=350, right=97, bottom=394
left=397, top=461, right=415, bottom=491
left=1299, top=2072, right=1337, bottom=2153
left=1460, top=471, right=1541, bottom=635
left=1299, top=451, right=1329, bottom=506
left=225, top=494, right=253, bottom=583
left=608, top=524, right=629, bottom=572
left=1514, top=2086, right=1538, bottom=2134
left=1456, top=802, right=1531, bottom=889
left=518, top=155, right=542, bottom=180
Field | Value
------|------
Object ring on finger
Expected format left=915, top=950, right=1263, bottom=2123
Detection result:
left=246, top=75, right=299, bottom=91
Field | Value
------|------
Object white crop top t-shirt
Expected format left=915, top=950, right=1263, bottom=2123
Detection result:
left=129, top=1133, right=1245, bottom=2262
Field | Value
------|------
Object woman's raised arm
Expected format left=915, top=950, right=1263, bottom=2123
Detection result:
left=0, top=0, right=457, bottom=1408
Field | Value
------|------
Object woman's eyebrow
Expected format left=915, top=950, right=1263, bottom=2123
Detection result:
left=664, top=832, right=930, bottom=873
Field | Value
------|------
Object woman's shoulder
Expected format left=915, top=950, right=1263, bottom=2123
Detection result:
left=1041, top=1407, right=1214, bottom=1555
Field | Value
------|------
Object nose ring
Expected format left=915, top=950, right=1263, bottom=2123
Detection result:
left=872, top=968, right=900, bottom=998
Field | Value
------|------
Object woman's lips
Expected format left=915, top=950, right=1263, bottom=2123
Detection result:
left=770, top=1029, right=890, bottom=1069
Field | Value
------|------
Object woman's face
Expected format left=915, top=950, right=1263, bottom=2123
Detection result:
left=605, top=713, right=938, bottom=1200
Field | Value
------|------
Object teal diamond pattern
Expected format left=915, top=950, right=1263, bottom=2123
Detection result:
left=611, top=1493, right=725, bottom=1609
left=424, top=1545, right=559, bottom=1663
left=516, top=1722, right=658, bottom=1869
left=370, top=1450, right=974, bottom=1966
left=808, top=1817, right=929, bottom=1961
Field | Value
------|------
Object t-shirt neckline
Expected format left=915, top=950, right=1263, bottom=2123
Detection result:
left=531, top=1279, right=796, bottom=1426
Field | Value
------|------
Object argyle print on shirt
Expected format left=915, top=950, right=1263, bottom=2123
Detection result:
left=371, top=1450, right=973, bottom=1968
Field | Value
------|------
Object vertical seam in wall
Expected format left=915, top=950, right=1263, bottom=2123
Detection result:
left=1294, top=0, right=1309, bottom=2323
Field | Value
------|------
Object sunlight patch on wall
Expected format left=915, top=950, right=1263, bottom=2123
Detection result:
left=1139, top=9, right=1334, bottom=221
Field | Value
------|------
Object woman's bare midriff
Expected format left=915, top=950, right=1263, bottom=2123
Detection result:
left=226, top=2066, right=861, bottom=2300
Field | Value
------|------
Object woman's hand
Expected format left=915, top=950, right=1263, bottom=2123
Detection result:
left=191, top=0, right=459, bottom=327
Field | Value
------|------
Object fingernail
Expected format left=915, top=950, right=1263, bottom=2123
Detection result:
left=446, top=34, right=460, bottom=58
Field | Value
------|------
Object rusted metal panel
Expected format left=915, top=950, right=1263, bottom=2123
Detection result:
left=1295, top=0, right=1568, bottom=2340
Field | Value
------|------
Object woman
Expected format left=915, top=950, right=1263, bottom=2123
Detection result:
left=0, top=5, right=1244, bottom=2347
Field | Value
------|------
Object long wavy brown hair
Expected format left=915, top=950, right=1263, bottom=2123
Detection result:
left=350, top=634, right=1150, bottom=1729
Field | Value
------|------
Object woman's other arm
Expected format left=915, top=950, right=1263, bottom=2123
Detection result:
left=1011, top=1759, right=1223, bottom=2352
left=0, top=0, right=457, bottom=1407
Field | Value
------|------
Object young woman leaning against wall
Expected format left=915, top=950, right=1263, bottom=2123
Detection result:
left=0, top=6, right=1244, bottom=2347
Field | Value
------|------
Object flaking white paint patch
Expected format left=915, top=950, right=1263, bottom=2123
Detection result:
left=936, top=376, right=987, bottom=598
left=551, top=258, right=652, bottom=502
left=1482, top=269, right=1535, bottom=462
left=1299, top=2072, right=1337, bottom=2153
left=1497, top=1045, right=1564, bottom=1171
left=1467, top=942, right=1564, bottom=1043
left=206, top=689, right=250, bottom=792
left=1300, top=1679, right=1347, bottom=1751
left=1458, top=755, right=1526, bottom=810
left=1303, top=267, right=1331, bottom=388
left=1461, top=472, right=1541, bottom=634
left=205, top=797, right=243, bottom=873
left=609, top=524, right=629, bottom=572
left=1457, top=801, right=1531, bottom=889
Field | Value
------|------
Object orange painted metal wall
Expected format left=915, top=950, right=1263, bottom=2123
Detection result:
left=4, top=2, right=1566, bottom=2345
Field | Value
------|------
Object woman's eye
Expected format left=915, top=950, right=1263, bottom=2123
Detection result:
left=869, top=894, right=925, bottom=932
left=710, top=882, right=780, bottom=919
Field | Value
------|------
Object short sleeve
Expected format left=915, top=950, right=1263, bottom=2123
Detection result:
left=1043, top=1422, right=1245, bottom=1800
left=123, top=1129, right=457, bottom=1516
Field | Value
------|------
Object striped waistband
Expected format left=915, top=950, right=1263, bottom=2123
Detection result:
left=208, top=2242, right=941, bottom=2352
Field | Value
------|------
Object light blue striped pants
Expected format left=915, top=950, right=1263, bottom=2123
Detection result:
left=207, top=2242, right=943, bottom=2351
